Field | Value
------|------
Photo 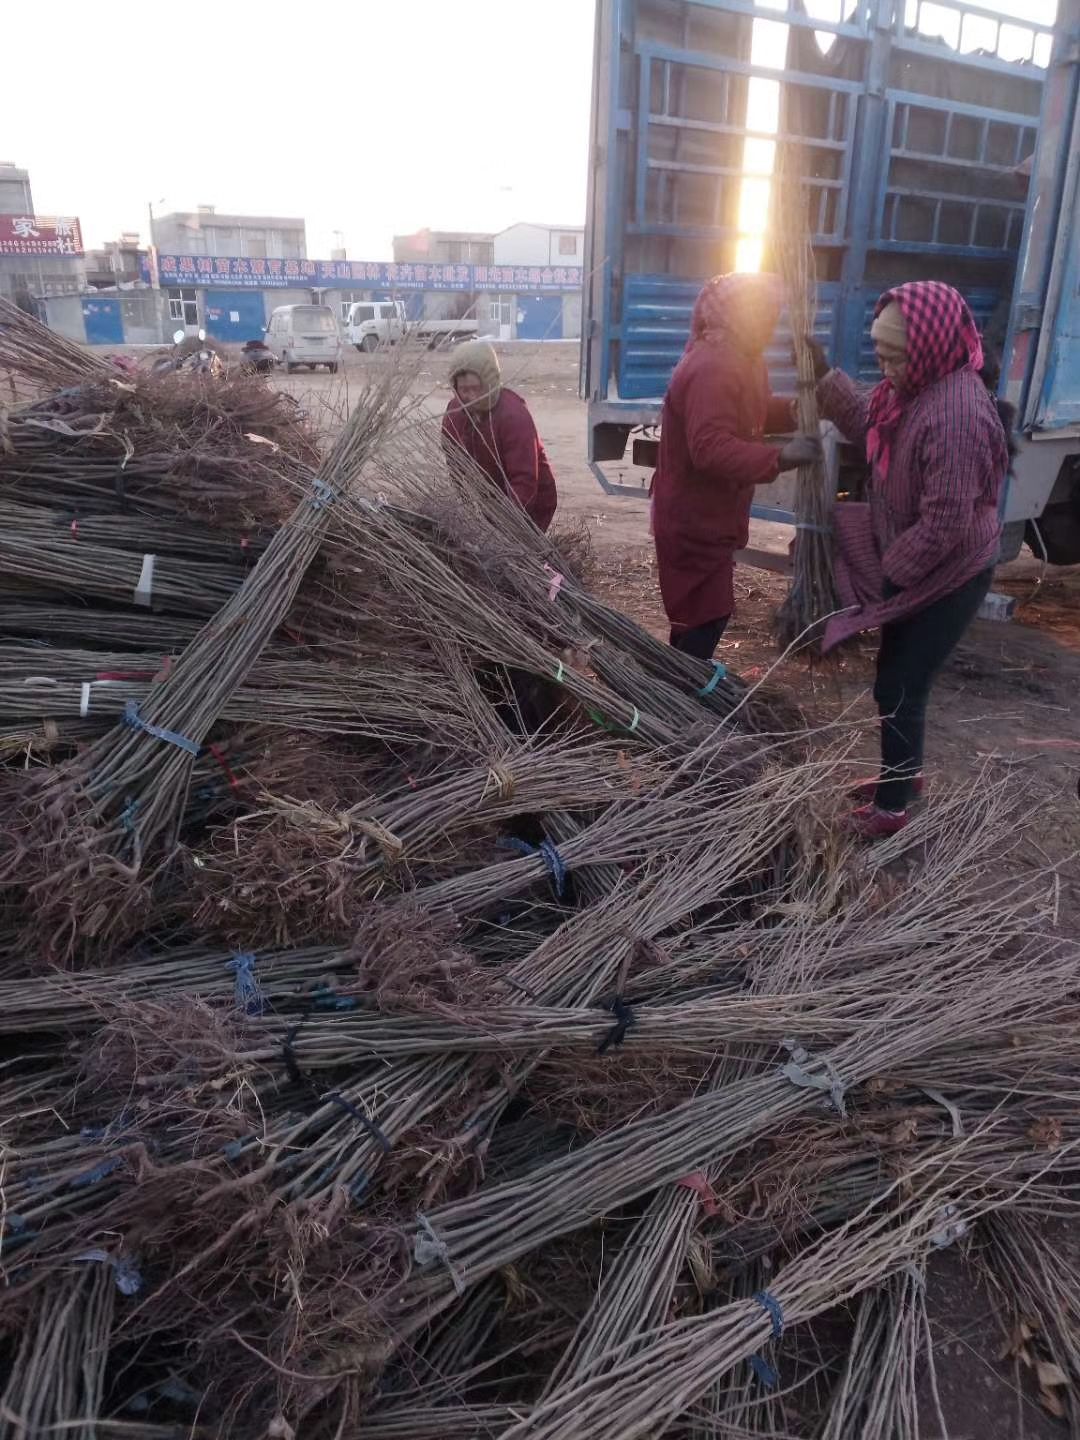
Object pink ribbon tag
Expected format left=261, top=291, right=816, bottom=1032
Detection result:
left=543, top=564, right=565, bottom=602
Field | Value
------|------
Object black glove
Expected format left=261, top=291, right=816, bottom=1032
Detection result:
left=796, top=335, right=830, bottom=383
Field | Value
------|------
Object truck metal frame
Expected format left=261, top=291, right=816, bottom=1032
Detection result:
left=582, top=0, right=1080, bottom=565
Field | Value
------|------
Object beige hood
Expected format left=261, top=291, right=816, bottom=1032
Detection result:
left=448, top=339, right=502, bottom=413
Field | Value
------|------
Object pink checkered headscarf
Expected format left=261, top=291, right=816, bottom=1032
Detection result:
left=866, top=281, right=984, bottom=478
left=687, top=272, right=784, bottom=357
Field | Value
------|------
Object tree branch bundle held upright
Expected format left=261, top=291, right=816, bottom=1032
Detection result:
left=3, top=304, right=1080, bottom=1440
left=773, top=147, right=841, bottom=650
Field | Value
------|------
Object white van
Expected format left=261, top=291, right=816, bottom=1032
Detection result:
left=265, top=304, right=341, bottom=373
left=346, top=300, right=406, bottom=352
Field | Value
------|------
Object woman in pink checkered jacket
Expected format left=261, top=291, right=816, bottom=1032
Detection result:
left=808, top=281, right=1012, bottom=839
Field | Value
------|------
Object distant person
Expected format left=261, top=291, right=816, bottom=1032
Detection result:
left=808, top=281, right=1011, bottom=838
left=651, top=272, right=819, bottom=660
left=442, top=340, right=558, bottom=532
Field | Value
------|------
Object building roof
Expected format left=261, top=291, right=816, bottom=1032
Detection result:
left=496, top=221, right=585, bottom=235
left=393, top=227, right=495, bottom=244
left=156, top=211, right=306, bottom=229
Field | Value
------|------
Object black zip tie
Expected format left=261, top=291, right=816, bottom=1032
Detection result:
left=598, top=996, right=636, bottom=1054
left=325, top=1091, right=391, bottom=1153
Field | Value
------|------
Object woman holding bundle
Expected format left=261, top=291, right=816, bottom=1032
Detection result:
left=808, top=280, right=1011, bottom=838
left=442, top=340, right=558, bottom=532
left=652, top=272, right=820, bottom=660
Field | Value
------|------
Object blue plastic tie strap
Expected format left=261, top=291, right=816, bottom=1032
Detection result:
left=499, top=835, right=568, bottom=899
left=227, top=952, right=264, bottom=1016
left=749, top=1353, right=778, bottom=1388
left=747, top=1289, right=784, bottom=1389
left=698, top=661, right=727, bottom=698
left=539, top=838, right=568, bottom=897
left=123, top=700, right=200, bottom=757
left=754, top=1289, right=784, bottom=1338
left=70, top=1158, right=121, bottom=1189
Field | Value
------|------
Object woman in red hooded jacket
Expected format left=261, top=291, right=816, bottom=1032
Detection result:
left=652, top=272, right=820, bottom=660
left=441, top=340, right=558, bottom=532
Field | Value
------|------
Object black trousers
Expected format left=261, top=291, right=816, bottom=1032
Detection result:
left=874, top=568, right=992, bottom=811
left=670, top=616, right=729, bottom=660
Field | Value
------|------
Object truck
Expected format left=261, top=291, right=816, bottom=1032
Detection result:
left=346, top=300, right=479, bottom=353
left=581, top=0, right=1080, bottom=568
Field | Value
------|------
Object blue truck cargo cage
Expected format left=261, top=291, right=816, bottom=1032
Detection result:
left=581, top=0, right=1080, bottom=568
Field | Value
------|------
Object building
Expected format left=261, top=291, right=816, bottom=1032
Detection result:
left=85, top=233, right=147, bottom=290
left=393, top=228, right=494, bottom=266
left=0, top=162, right=85, bottom=309
left=389, top=229, right=496, bottom=327
left=150, top=207, right=306, bottom=260
left=487, top=222, right=585, bottom=341
left=494, top=222, right=584, bottom=268
left=39, top=210, right=584, bottom=347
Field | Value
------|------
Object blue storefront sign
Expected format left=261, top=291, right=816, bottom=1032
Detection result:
left=152, top=254, right=582, bottom=293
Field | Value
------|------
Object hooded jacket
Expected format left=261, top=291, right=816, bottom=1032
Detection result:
left=652, top=274, right=794, bottom=630
left=441, top=341, right=558, bottom=532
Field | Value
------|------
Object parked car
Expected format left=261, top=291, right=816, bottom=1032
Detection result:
left=265, top=304, right=341, bottom=373
left=346, top=300, right=407, bottom=353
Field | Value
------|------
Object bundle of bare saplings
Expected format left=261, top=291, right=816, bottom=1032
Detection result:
left=2, top=297, right=1079, bottom=1440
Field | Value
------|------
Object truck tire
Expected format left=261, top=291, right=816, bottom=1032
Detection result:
left=361, top=334, right=379, bottom=354
left=1027, top=502, right=1080, bottom=566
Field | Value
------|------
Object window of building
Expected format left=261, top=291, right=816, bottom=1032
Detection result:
left=558, top=233, right=579, bottom=256
left=168, top=287, right=199, bottom=325
left=490, top=298, right=514, bottom=331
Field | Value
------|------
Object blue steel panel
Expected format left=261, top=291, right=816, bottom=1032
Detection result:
left=81, top=297, right=124, bottom=346
left=586, top=0, right=1057, bottom=453
left=618, top=274, right=841, bottom=400
left=204, top=290, right=267, bottom=343
left=1034, top=218, right=1080, bottom=425
left=516, top=294, right=564, bottom=342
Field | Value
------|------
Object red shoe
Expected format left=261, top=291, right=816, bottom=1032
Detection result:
left=851, top=775, right=925, bottom=802
left=849, top=803, right=909, bottom=838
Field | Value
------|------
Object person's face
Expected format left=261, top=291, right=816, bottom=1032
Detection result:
left=875, top=342, right=909, bottom=391
left=454, top=371, right=485, bottom=409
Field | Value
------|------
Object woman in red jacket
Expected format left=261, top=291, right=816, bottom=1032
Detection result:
left=442, top=340, right=558, bottom=532
left=652, top=273, right=819, bottom=659
left=811, top=281, right=1010, bottom=837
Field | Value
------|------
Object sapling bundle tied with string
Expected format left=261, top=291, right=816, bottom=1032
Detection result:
left=0, top=356, right=416, bottom=961
left=773, top=148, right=841, bottom=651
left=4, top=323, right=1080, bottom=1440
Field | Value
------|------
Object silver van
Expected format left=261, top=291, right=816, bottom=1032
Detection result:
left=265, top=304, right=341, bottom=373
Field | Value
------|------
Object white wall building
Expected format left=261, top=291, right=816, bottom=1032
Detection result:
left=493, top=222, right=584, bottom=268
left=492, top=223, right=584, bottom=340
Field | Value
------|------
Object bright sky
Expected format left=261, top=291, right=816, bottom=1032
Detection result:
left=5, top=0, right=595, bottom=258
left=7, top=0, right=1058, bottom=268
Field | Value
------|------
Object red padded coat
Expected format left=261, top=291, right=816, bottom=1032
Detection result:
left=652, top=341, right=793, bottom=629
